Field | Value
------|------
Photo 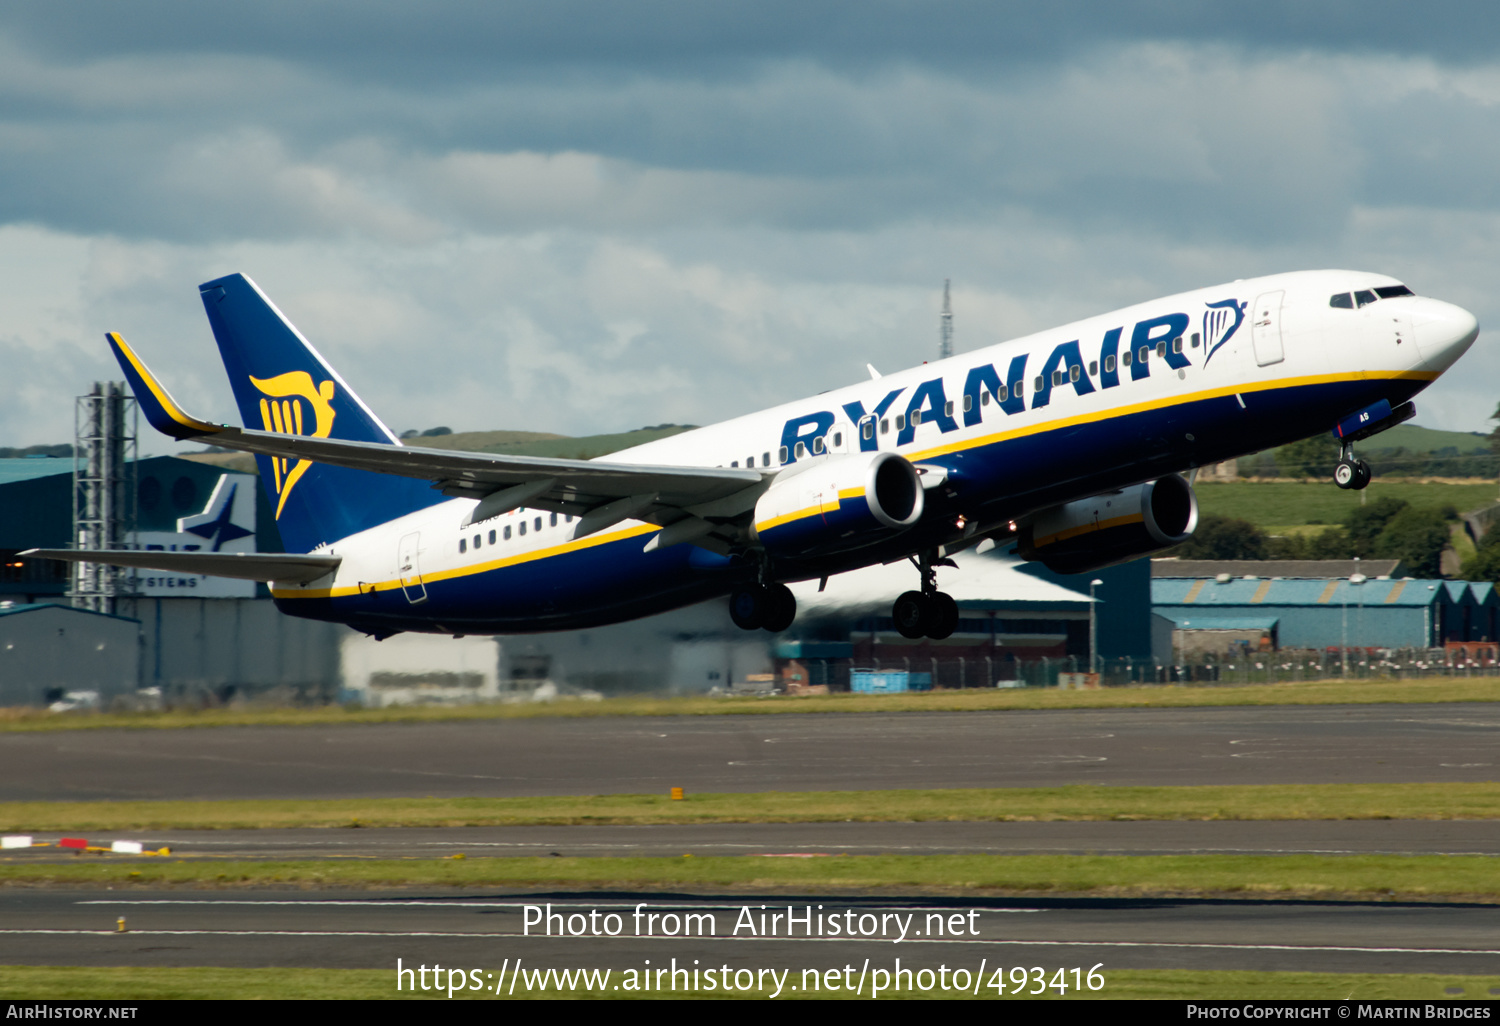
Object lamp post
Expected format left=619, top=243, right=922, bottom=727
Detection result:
left=1089, top=578, right=1104, bottom=675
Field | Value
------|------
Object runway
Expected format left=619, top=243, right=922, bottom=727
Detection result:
left=2, top=890, right=1497, bottom=979
left=5, top=820, right=1500, bottom=861
left=1, top=703, right=1496, bottom=801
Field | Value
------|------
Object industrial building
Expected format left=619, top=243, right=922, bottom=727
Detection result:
left=1153, top=572, right=1476, bottom=652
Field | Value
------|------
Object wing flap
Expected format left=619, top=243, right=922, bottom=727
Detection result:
left=22, top=549, right=341, bottom=584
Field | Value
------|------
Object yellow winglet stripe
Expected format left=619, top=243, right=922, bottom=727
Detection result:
left=106, top=332, right=220, bottom=435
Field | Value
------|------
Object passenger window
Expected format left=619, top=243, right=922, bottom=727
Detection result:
left=763, top=452, right=771, bottom=466
left=795, top=441, right=807, bottom=458
left=911, top=410, right=922, bottom=426
left=504, top=525, right=512, bottom=540
left=565, top=515, right=572, bottom=523
left=1190, top=332, right=1200, bottom=347
left=488, top=530, right=496, bottom=545
left=519, top=521, right=527, bottom=536
left=944, top=400, right=954, bottom=417
left=550, top=512, right=557, bottom=527
left=534, top=516, right=542, bottom=532
left=731, top=460, right=738, bottom=467
left=1122, top=351, right=1132, bottom=367
left=746, top=455, right=755, bottom=467
left=1330, top=293, right=1353, bottom=309
left=833, top=432, right=842, bottom=447
left=1155, top=341, right=1166, bottom=357
left=458, top=538, right=466, bottom=553
left=862, top=421, right=874, bottom=440
left=1088, top=360, right=1098, bottom=376
left=1354, top=290, right=1377, bottom=307
left=998, top=383, right=1009, bottom=401
left=1033, top=375, right=1044, bottom=391
left=1139, top=346, right=1150, bottom=362
left=895, top=414, right=906, bottom=431
left=778, top=446, right=789, bottom=464
left=879, top=419, right=888, bottom=435
left=1105, top=355, right=1116, bottom=372
left=980, top=391, right=990, bottom=407
left=963, top=395, right=973, bottom=413
left=1051, top=370, right=1063, bottom=386
left=473, top=534, right=481, bottom=549
left=1069, top=365, right=1080, bottom=382
left=1173, top=337, right=1183, bottom=354
left=812, top=437, right=824, bottom=454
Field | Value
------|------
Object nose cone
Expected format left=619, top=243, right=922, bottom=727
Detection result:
left=1411, top=298, right=1479, bottom=372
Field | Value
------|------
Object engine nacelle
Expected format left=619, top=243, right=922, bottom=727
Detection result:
left=752, top=451, right=924, bottom=558
left=1018, top=475, right=1198, bottom=574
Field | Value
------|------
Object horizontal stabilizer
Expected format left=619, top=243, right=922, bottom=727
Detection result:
left=21, top=549, right=340, bottom=585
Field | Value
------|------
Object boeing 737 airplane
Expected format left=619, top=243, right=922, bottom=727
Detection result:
left=28, top=270, right=1479, bottom=641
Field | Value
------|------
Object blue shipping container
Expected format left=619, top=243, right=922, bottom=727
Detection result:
left=851, top=671, right=908, bottom=693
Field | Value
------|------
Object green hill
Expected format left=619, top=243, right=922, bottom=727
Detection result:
left=1362, top=423, right=1489, bottom=454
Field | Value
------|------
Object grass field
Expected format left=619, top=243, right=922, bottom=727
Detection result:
left=1, top=782, right=1495, bottom=832
left=3, top=677, right=1497, bottom=734
left=0, top=965, right=1494, bottom=1000
left=0, top=853, right=1495, bottom=901
left=1194, top=479, right=1498, bottom=526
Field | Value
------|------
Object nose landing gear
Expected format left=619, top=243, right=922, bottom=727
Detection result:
left=1334, top=443, right=1371, bottom=491
left=892, top=550, right=960, bottom=640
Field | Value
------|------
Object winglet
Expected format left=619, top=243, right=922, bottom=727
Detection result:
left=105, top=332, right=223, bottom=441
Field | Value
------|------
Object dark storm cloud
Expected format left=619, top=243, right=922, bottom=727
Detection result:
left=5, top=1, right=1500, bottom=75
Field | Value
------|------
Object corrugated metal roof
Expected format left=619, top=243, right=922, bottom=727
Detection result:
left=1153, top=577, right=1448, bottom=607
left=0, top=458, right=72, bottom=485
left=0, top=602, right=138, bottom=623
left=1151, top=559, right=1405, bottom=579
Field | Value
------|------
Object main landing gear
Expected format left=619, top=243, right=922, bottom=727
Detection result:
left=892, top=551, right=960, bottom=641
left=1334, top=443, right=1372, bottom=491
left=729, top=581, right=796, bottom=632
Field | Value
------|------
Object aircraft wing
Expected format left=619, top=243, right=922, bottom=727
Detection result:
left=22, top=549, right=341, bottom=584
left=107, top=332, right=766, bottom=522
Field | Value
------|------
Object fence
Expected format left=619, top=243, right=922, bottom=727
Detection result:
left=793, top=647, right=1500, bottom=692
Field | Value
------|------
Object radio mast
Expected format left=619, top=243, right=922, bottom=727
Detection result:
left=939, top=279, right=954, bottom=360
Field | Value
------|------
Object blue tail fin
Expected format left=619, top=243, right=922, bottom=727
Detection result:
left=199, top=273, right=443, bottom=552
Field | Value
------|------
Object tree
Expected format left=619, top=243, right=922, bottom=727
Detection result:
left=1171, top=515, right=1268, bottom=559
left=1372, top=506, right=1453, bottom=578
left=1343, top=497, right=1409, bottom=557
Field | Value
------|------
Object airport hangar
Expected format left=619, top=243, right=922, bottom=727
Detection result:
left=0, top=452, right=1159, bottom=707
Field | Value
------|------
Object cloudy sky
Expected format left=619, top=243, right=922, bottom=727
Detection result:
left=3, top=1, right=1500, bottom=452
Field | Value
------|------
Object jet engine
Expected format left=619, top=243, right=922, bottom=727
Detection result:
left=752, top=451, right=924, bottom=558
left=1018, top=475, right=1198, bottom=573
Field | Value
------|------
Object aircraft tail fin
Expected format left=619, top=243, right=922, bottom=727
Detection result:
left=196, top=273, right=442, bottom=552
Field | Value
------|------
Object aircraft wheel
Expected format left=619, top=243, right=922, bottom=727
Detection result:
left=1333, top=459, right=1358, bottom=490
left=1352, top=459, right=1372, bottom=490
left=892, top=591, right=931, bottom=639
left=926, top=592, right=959, bottom=640
left=729, top=585, right=766, bottom=631
left=761, top=583, right=797, bottom=633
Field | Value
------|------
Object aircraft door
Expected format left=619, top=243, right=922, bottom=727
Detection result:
left=398, top=532, right=427, bottom=604
left=1250, top=291, right=1285, bottom=366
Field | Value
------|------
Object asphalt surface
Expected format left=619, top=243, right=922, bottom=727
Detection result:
left=4, top=890, right=1498, bottom=979
left=1, top=703, right=1496, bottom=801
left=6, top=820, right=1500, bottom=861
left=3, top=702, right=1496, bottom=983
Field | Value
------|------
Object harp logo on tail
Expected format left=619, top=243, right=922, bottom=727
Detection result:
left=1201, top=298, right=1248, bottom=366
left=250, top=371, right=337, bottom=518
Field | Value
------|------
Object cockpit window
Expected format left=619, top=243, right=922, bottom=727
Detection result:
left=1330, top=293, right=1353, bottom=309
left=1375, top=284, right=1414, bottom=299
left=1354, top=289, right=1377, bottom=308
